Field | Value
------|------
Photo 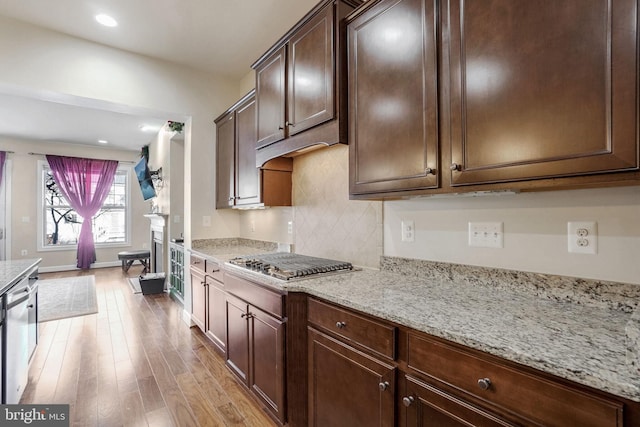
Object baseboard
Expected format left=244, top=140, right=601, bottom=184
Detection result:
left=182, top=309, right=194, bottom=327
left=38, top=260, right=121, bottom=273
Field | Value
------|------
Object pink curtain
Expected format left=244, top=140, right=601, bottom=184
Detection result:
left=46, top=155, right=119, bottom=269
left=0, top=151, right=5, bottom=187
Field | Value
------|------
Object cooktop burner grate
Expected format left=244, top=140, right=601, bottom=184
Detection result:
left=229, top=252, right=354, bottom=280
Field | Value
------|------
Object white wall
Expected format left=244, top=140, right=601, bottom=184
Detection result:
left=0, top=137, right=149, bottom=269
left=170, top=135, right=185, bottom=240
left=385, top=186, right=640, bottom=284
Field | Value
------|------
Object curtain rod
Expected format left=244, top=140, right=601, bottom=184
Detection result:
left=28, top=152, right=136, bottom=164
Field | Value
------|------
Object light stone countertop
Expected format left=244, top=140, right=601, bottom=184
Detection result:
left=187, top=239, right=640, bottom=402
left=0, top=258, right=41, bottom=295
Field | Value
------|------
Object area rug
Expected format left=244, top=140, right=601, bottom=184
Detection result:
left=128, top=277, right=142, bottom=294
left=38, top=275, right=98, bottom=322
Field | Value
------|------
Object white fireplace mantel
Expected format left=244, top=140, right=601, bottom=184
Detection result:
left=144, top=214, right=169, bottom=274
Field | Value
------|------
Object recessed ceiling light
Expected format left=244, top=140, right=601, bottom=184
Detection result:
left=139, top=125, right=159, bottom=132
left=98, top=139, right=108, bottom=144
left=95, top=14, right=118, bottom=27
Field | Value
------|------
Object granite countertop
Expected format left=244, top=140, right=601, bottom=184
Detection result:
left=0, top=258, right=42, bottom=295
left=190, top=237, right=278, bottom=263
left=187, top=239, right=640, bottom=402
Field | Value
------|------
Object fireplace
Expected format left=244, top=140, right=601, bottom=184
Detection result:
left=144, top=214, right=168, bottom=274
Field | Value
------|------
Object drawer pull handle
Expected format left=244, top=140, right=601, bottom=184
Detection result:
left=402, top=396, right=415, bottom=407
left=335, top=321, right=346, bottom=329
left=378, top=381, right=389, bottom=391
left=477, top=378, right=492, bottom=390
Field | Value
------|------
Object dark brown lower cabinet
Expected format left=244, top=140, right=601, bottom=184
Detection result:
left=190, top=265, right=206, bottom=331
left=226, top=292, right=286, bottom=424
left=403, top=375, right=516, bottom=427
left=205, top=278, right=226, bottom=354
left=308, top=327, right=396, bottom=427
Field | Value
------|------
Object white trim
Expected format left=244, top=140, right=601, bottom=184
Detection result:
left=182, top=309, right=194, bottom=326
left=38, top=260, right=121, bottom=273
left=3, top=159, right=12, bottom=260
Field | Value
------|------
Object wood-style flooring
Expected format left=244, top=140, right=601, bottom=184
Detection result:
left=20, top=267, right=278, bottom=427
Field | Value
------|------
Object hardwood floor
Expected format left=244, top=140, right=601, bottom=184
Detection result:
left=20, top=267, right=278, bottom=427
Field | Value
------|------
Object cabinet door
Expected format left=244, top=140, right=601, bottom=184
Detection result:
left=235, top=95, right=261, bottom=206
left=226, top=294, right=250, bottom=385
left=250, top=306, right=286, bottom=424
left=190, top=269, right=206, bottom=332
left=447, top=0, right=639, bottom=186
left=348, top=0, right=439, bottom=196
left=308, top=328, right=395, bottom=427
left=287, top=2, right=335, bottom=136
left=215, top=111, right=236, bottom=208
left=403, top=375, right=517, bottom=427
left=206, top=279, right=226, bottom=354
left=256, top=46, right=287, bottom=149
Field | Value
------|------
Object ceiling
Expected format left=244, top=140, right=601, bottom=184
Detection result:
left=0, top=0, right=319, bottom=151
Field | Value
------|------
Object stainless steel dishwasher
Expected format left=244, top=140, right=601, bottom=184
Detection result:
left=5, top=275, right=32, bottom=404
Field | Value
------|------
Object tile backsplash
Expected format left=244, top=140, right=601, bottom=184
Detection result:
left=292, top=144, right=382, bottom=268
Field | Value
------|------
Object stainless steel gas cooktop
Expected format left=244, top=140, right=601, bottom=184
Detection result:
left=228, top=252, right=354, bottom=281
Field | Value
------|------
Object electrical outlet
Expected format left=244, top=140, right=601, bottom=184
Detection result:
left=469, top=222, right=504, bottom=248
left=287, top=221, right=293, bottom=235
left=568, top=221, right=597, bottom=254
left=250, top=220, right=256, bottom=232
left=202, top=216, right=211, bottom=227
left=21, top=249, right=28, bottom=256
left=401, top=220, right=415, bottom=242
left=174, top=215, right=180, bottom=223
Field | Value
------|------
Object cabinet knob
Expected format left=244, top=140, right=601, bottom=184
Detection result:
left=425, top=167, right=435, bottom=175
left=450, top=163, right=460, bottom=171
left=477, top=378, right=492, bottom=390
left=27, top=304, right=34, bottom=309
left=402, top=396, right=415, bottom=407
left=286, top=121, right=295, bottom=127
left=335, top=321, right=346, bottom=329
left=278, top=126, right=284, bottom=130
left=378, top=381, right=390, bottom=391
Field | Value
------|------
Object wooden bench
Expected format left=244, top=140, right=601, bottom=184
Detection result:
left=118, top=250, right=150, bottom=275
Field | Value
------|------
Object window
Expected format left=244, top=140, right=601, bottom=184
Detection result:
left=38, top=161, right=131, bottom=250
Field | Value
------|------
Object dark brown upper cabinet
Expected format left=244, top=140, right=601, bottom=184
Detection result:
left=252, top=0, right=362, bottom=167
left=215, top=107, right=236, bottom=208
left=348, top=0, right=439, bottom=196
left=347, top=0, right=640, bottom=199
left=215, top=90, right=292, bottom=209
left=446, top=0, right=639, bottom=187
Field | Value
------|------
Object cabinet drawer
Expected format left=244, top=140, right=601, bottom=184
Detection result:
left=407, top=333, right=623, bottom=427
left=205, top=259, right=223, bottom=283
left=190, top=254, right=205, bottom=271
left=223, top=273, right=284, bottom=318
left=308, top=298, right=396, bottom=360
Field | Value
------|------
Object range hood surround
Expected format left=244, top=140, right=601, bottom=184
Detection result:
left=255, top=121, right=345, bottom=167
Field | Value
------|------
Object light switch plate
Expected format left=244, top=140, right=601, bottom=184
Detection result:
left=469, top=222, right=504, bottom=248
